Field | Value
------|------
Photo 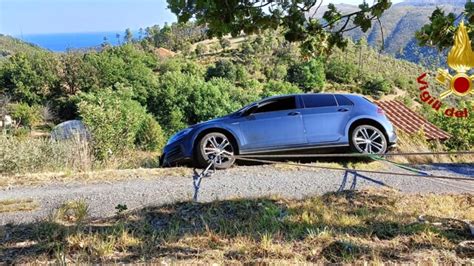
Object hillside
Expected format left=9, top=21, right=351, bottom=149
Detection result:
left=0, top=34, right=46, bottom=58
left=312, top=0, right=464, bottom=66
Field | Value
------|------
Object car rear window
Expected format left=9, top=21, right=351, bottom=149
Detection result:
left=255, top=96, right=296, bottom=113
left=302, top=94, right=337, bottom=108
left=335, top=95, right=354, bottom=106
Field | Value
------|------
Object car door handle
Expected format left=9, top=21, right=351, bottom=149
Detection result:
left=288, top=111, right=301, bottom=116
left=338, top=108, right=349, bottom=112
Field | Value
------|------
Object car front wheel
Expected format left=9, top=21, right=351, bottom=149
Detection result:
left=196, top=132, right=235, bottom=169
left=350, top=125, right=387, bottom=154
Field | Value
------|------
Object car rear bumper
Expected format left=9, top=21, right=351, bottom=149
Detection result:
left=387, top=130, right=397, bottom=147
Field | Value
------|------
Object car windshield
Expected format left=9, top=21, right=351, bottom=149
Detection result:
left=233, top=102, right=258, bottom=116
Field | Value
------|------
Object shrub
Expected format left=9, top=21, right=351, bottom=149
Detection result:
left=150, top=72, right=237, bottom=136
left=393, top=75, right=410, bottom=89
left=219, top=38, right=231, bottom=50
left=135, top=115, right=166, bottom=152
left=195, top=43, right=208, bottom=55
left=157, top=58, right=205, bottom=77
left=150, top=71, right=200, bottom=135
left=235, top=64, right=250, bottom=83
left=326, top=59, right=358, bottom=84
left=81, top=44, right=159, bottom=105
left=428, top=101, right=473, bottom=151
left=77, top=86, right=148, bottom=160
left=264, top=64, right=288, bottom=81
left=206, top=59, right=237, bottom=81
left=0, top=52, right=60, bottom=104
left=229, top=79, right=262, bottom=107
left=190, top=78, right=237, bottom=122
left=261, top=80, right=302, bottom=98
left=9, top=103, right=42, bottom=128
left=287, top=58, right=325, bottom=92
left=361, top=77, right=392, bottom=98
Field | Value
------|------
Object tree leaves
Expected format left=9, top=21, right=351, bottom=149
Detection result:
left=414, top=2, right=474, bottom=51
left=166, top=0, right=392, bottom=56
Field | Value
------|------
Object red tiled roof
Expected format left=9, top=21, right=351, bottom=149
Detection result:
left=375, top=100, right=451, bottom=141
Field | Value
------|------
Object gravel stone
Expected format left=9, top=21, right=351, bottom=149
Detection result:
left=1, top=163, right=473, bottom=225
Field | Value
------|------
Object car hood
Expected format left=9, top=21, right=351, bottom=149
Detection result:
left=193, top=114, right=235, bottom=127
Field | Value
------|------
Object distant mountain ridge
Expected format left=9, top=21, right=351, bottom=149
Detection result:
left=0, top=34, right=46, bottom=58
left=397, top=0, right=466, bottom=6
left=313, top=0, right=465, bottom=66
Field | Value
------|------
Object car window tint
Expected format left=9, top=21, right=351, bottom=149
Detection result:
left=302, top=94, right=337, bottom=108
left=335, top=95, right=354, bottom=106
left=255, top=97, right=296, bottom=113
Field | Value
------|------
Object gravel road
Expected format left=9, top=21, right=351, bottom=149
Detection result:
left=1, top=163, right=473, bottom=225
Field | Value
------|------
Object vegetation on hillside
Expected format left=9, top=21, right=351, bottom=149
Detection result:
left=0, top=34, right=46, bottom=58
left=0, top=20, right=471, bottom=175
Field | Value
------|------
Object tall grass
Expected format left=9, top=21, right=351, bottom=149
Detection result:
left=394, top=130, right=473, bottom=164
left=0, top=133, right=162, bottom=176
left=0, top=133, right=93, bottom=175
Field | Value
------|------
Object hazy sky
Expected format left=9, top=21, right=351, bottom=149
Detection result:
left=0, top=0, right=404, bottom=35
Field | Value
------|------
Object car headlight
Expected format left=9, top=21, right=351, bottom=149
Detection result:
left=167, top=128, right=193, bottom=145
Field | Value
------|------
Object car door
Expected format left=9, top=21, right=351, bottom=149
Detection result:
left=239, top=96, right=307, bottom=150
left=300, top=94, right=353, bottom=143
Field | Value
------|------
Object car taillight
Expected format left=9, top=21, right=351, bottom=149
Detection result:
left=377, top=107, right=385, bottom=115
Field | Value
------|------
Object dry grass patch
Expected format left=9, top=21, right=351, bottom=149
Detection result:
left=273, top=159, right=386, bottom=172
left=1, top=189, right=473, bottom=264
left=0, top=199, right=39, bottom=213
left=0, top=167, right=192, bottom=188
left=393, top=131, right=474, bottom=164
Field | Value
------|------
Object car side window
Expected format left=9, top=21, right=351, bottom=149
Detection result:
left=302, top=94, right=337, bottom=108
left=254, top=97, right=296, bottom=114
left=335, top=95, right=354, bottom=106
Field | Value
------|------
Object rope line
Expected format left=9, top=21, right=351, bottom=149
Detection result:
left=235, top=151, right=474, bottom=158
left=235, top=157, right=474, bottom=182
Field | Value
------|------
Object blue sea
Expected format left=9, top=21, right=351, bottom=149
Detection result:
left=16, top=32, right=126, bottom=52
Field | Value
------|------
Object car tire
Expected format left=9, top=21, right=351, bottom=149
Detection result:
left=350, top=125, right=388, bottom=154
left=195, top=132, right=236, bottom=169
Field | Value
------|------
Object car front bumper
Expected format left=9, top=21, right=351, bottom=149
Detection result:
left=160, top=137, right=193, bottom=167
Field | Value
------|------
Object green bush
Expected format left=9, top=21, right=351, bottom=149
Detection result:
left=157, top=58, right=205, bottom=77
left=195, top=43, right=208, bottom=55
left=0, top=52, right=60, bottom=104
left=9, top=103, right=42, bottom=128
left=287, top=58, right=325, bottom=92
left=81, top=44, right=159, bottom=105
left=135, top=115, right=166, bottom=152
left=326, top=59, right=358, bottom=84
left=192, top=78, right=239, bottom=121
left=393, top=75, right=410, bottom=89
left=261, top=80, right=302, bottom=98
left=77, top=86, right=149, bottom=160
left=228, top=79, right=262, bottom=107
left=428, top=101, right=473, bottom=151
left=150, top=72, right=238, bottom=136
left=264, top=64, right=288, bottom=81
left=361, top=77, right=392, bottom=98
left=206, top=59, right=237, bottom=81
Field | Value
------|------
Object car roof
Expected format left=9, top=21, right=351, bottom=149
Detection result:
left=261, top=93, right=358, bottom=101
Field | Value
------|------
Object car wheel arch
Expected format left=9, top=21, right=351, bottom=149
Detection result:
left=347, top=118, right=389, bottom=142
left=193, top=127, right=240, bottom=156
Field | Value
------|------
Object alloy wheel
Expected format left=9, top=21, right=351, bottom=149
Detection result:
left=201, top=134, right=234, bottom=167
left=352, top=125, right=387, bottom=154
